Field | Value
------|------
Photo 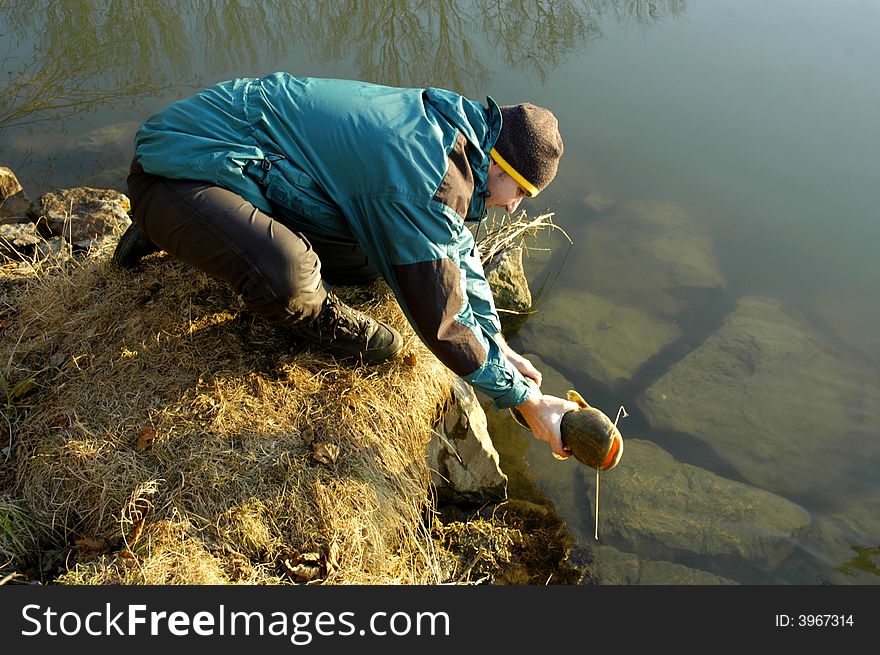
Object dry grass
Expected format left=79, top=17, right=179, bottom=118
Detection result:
left=0, top=213, right=585, bottom=586
left=476, top=210, right=571, bottom=266
left=1, top=238, right=458, bottom=584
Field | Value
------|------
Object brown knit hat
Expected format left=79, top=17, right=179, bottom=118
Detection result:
left=490, top=103, right=563, bottom=197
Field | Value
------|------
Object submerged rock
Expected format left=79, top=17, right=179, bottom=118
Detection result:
left=587, top=439, right=811, bottom=571
left=570, top=200, right=726, bottom=318
left=581, top=190, right=616, bottom=213
left=519, top=288, right=681, bottom=388
left=0, top=192, right=31, bottom=224
left=799, top=491, right=880, bottom=585
left=637, top=296, right=878, bottom=501
left=427, top=378, right=508, bottom=505
left=593, top=545, right=738, bottom=585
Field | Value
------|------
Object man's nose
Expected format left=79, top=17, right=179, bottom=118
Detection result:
left=506, top=198, right=522, bottom=214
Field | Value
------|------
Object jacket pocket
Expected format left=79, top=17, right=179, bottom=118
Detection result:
left=257, top=158, right=349, bottom=235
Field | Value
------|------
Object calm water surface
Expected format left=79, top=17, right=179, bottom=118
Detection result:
left=2, top=0, right=878, bottom=585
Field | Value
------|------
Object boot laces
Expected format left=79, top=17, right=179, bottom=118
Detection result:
left=314, top=293, right=370, bottom=341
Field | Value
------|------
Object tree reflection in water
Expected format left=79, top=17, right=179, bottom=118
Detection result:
left=0, top=0, right=685, bottom=196
left=1, top=0, right=686, bottom=129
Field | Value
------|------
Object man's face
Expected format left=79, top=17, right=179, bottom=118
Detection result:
left=485, top=161, right=528, bottom=214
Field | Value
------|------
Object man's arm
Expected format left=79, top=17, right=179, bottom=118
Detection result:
left=493, top=334, right=581, bottom=459
left=492, top=333, right=542, bottom=387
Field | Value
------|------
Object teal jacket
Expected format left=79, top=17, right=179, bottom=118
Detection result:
left=135, top=73, right=531, bottom=410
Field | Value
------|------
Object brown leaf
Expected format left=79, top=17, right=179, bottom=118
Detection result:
left=289, top=563, right=322, bottom=582
left=403, top=351, right=418, bottom=367
left=311, top=441, right=340, bottom=466
left=127, top=519, right=145, bottom=546
left=74, top=537, right=106, bottom=553
left=280, top=550, right=324, bottom=583
left=135, top=428, right=156, bottom=452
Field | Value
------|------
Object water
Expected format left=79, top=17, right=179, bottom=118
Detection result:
left=2, top=0, right=878, bottom=585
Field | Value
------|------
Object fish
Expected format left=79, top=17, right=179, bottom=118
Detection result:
left=510, top=390, right=624, bottom=471
left=510, top=389, right=625, bottom=541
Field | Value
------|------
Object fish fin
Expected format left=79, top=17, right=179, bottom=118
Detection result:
left=566, top=390, right=592, bottom=409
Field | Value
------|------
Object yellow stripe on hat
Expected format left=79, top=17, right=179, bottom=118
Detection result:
left=490, top=148, right=540, bottom=197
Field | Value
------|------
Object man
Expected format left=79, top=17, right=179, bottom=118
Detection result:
left=113, top=73, right=579, bottom=459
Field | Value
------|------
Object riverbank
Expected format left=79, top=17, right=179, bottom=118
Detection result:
left=0, top=178, right=587, bottom=585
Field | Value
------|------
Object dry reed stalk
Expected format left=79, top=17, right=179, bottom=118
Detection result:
left=476, top=210, right=571, bottom=266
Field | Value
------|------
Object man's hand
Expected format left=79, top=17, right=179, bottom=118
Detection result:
left=494, top=334, right=542, bottom=387
left=514, top=381, right=580, bottom=460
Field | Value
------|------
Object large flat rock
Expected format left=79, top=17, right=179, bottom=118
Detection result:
left=587, top=439, right=812, bottom=571
left=637, top=296, right=878, bottom=500
left=568, top=200, right=726, bottom=317
left=593, top=545, right=738, bottom=585
left=519, top=288, right=681, bottom=388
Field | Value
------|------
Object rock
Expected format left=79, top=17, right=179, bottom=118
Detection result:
left=0, top=223, right=41, bottom=261
left=0, top=167, right=23, bottom=204
left=799, top=492, right=880, bottom=585
left=594, top=545, right=739, bottom=585
left=570, top=200, right=726, bottom=317
left=637, top=296, right=879, bottom=501
left=484, top=246, right=532, bottom=336
left=0, top=191, right=31, bottom=224
left=581, top=190, right=616, bottom=213
left=35, top=237, right=71, bottom=260
left=813, top=285, right=880, bottom=366
left=27, top=187, right=131, bottom=244
left=519, top=288, right=681, bottom=388
left=427, top=378, right=508, bottom=505
left=588, top=439, right=812, bottom=571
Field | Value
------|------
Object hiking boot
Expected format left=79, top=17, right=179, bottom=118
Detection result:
left=294, top=293, right=403, bottom=364
left=112, top=221, right=160, bottom=268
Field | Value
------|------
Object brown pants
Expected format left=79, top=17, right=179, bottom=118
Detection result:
left=126, top=161, right=377, bottom=328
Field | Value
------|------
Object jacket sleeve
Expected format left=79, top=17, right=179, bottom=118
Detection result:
left=457, top=229, right=504, bottom=337
left=342, top=195, right=531, bottom=411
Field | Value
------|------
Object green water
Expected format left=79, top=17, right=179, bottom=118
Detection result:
left=2, top=0, right=878, bottom=585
